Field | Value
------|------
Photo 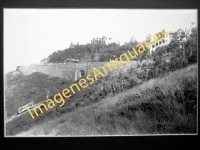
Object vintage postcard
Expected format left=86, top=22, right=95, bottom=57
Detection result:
left=4, top=9, right=197, bottom=137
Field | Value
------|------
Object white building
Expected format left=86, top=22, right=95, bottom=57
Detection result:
left=146, top=33, right=171, bottom=53
left=146, top=28, right=193, bottom=53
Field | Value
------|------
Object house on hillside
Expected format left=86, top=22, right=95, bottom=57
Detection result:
left=91, top=37, right=106, bottom=45
left=40, top=58, right=49, bottom=64
left=65, top=58, right=80, bottom=63
left=144, top=28, right=193, bottom=54
left=145, top=32, right=171, bottom=53
left=169, top=32, right=180, bottom=40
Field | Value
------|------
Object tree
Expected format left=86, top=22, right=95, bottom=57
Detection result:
left=139, top=44, right=151, bottom=62
left=70, top=42, right=74, bottom=48
left=189, top=22, right=197, bottom=57
left=146, top=34, right=152, bottom=43
left=130, top=36, right=135, bottom=43
left=168, top=39, right=180, bottom=53
left=101, top=36, right=107, bottom=50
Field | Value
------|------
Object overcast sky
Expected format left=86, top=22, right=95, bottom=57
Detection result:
left=4, top=9, right=197, bottom=73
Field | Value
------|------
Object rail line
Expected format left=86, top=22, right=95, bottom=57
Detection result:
left=5, top=101, right=45, bottom=123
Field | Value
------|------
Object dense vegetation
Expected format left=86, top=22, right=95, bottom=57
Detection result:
left=5, top=25, right=197, bottom=135
left=47, top=41, right=140, bottom=62
left=46, top=26, right=197, bottom=63
left=12, top=64, right=197, bottom=135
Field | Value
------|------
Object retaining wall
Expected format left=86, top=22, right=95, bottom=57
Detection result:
left=17, top=60, right=153, bottom=81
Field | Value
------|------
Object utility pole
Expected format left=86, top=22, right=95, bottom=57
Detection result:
left=177, top=30, right=185, bottom=67
left=181, top=37, right=187, bottom=67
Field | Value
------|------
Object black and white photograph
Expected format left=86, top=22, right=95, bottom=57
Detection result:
left=4, top=9, right=197, bottom=136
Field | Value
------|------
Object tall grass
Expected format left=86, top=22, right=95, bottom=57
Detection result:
left=14, top=64, right=197, bottom=136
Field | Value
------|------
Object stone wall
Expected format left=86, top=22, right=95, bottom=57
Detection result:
left=17, top=60, right=153, bottom=81
left=17, top=64, right=75, bottom=81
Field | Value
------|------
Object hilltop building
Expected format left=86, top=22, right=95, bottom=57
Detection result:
left=91, top=37, right=106, bottom=46
left=65, top=58, right=80, bottom=63
left=41, top=58, right=50, bottom=64
left=146, top=32, right=171, bottom=53
left=147, top=27, right=194, bottom=53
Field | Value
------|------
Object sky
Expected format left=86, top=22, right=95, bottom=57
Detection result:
left=4, top=9, right=197, bottom=73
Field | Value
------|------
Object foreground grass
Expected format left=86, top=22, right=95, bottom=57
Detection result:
left=15, top=64, right=197, bottom=136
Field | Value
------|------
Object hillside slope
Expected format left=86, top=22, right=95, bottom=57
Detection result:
left=15, top=64, right=197, bottom=136
left=5, top=72, right=72, bottom=118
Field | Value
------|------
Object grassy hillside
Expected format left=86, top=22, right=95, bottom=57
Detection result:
left=5, top=72, right=72, bottom=118
left=14, top=64, right=197, bottom=136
